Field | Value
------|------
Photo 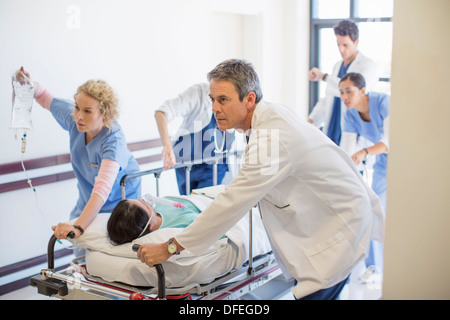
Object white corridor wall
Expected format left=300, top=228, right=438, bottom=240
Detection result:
left=0, top=0, right=310, bottom=271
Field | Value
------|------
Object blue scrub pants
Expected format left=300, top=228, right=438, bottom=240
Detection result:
left=295, top=277, right=349, bottom=300
left=175, top=163, right=228, bottom=195
left=364, top=191, right=386, bottom=272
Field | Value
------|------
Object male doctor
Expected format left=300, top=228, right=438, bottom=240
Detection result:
left=308, top=20, right=378, bottom=145
left=137, top=59, right=385, bottom=300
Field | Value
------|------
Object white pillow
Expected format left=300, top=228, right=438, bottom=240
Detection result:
left=70, top=213, right=183, bottom=259
left=69, top=213, right=224, bottom=263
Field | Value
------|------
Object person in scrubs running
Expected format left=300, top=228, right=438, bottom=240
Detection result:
left=308, top=20, right=378, bottom=146
left=16, top=67, right=141, bottom=243
left=339, top=72, right=390, bottom=279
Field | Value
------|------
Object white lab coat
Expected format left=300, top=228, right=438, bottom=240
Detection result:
left=156, top=83, right=212, bottom=141
left=176, top=101, right=385, bottom=299
left=155, top=82, right=246, bottom=163
left=309, top=51, right=378, bottom=138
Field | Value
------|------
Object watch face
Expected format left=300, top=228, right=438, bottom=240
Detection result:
left=168, top=243, right=177, bottom=254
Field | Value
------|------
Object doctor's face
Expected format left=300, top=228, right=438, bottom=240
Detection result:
left=209, top=80, right=255, bottom=132
left=336, top=35, right=359, bottom=63
left=73, top=91, right=105, bottom=138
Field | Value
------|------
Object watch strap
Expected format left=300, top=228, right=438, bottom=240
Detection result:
left=73, top=225, right=84, bottom=235
left=168, top=237, right=180, bottom=255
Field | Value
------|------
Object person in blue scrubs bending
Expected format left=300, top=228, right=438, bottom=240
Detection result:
left=339, top=72, right=390, bottom=278
left=17, top=67, right=141, bottom=242
left=155, top=83, right=235, bottom=195
left=308, top=20, right=378, bottom=146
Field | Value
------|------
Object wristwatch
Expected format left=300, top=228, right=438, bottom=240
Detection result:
left=363, top=148, right=369, bottom=157
left=73, top=225, right=84, bottom=235
left=167, top=237, right=180, bottom=255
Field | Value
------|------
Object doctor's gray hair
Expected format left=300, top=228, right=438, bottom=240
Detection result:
left=207, top=59, right=263, bottom=103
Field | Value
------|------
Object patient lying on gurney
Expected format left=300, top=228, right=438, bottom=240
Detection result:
left=68, top=191, right=272, bottom=288
left=107, top=194, right=204, bottom=245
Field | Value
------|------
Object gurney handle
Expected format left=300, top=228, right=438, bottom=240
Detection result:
left=132, top=244, right=166, bottom=300
left=46, top=232, right=74, bottom=270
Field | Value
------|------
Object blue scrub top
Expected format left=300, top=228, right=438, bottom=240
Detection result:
left=343, top=92, right=390, bottom=195
left=328, top=62, right=352, bottom=145
left=50, top=98, right=141, bottom=219
left=172, top=114, right=234, bottom=195
left=172, top=114, right=235, bottom=163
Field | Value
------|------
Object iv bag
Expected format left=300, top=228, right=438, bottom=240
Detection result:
left=11, top=73, right=35, bottom=130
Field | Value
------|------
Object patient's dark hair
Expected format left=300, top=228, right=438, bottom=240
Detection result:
left=107, top=199, right=151, bottom=245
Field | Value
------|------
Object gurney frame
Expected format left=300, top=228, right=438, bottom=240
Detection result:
left=30, top=154, right=287, bottom=300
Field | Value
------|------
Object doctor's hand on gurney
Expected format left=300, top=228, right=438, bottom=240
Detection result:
left=137, top=238, right=184, bottom=267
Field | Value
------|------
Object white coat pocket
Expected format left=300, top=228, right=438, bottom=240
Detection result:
left=262, top=191, right=290, bottom=209
left=304, top=232, right=354, bottom=283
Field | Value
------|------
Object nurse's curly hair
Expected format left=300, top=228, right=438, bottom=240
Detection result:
left=74, top=80, right=119, bottom=130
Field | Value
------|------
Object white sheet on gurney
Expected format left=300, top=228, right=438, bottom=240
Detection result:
left=71, top=195, right=272, bottom=288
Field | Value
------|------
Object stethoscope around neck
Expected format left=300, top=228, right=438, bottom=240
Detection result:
left=213, top=123, right=230, bottom=154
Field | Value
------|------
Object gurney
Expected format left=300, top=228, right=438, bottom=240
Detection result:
left=30, top=209, right=279, bottom=300
left=30, top=157, right=289, bottom=300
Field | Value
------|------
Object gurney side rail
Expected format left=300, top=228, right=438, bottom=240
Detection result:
left=120, top=152, right=243, bottom=197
